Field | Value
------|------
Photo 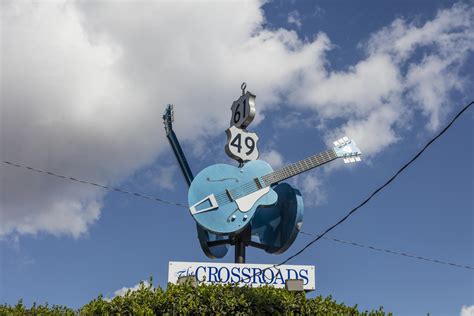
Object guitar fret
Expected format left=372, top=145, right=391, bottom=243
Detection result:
left=264, top=149, right=336, bottom=185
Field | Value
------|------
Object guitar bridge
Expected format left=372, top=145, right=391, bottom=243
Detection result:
left=189, top=194, right=219, bottom=215
left=254, top=177, right=263, bottom=190
left=225, top=189, right=234, bottom=201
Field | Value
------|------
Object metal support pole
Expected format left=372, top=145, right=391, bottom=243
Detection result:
left=234, top=225, right=251, bottom=263
left=235, top=237, right=246, bottom=263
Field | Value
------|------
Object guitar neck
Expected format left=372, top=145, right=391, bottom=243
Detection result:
left=262, top=149, right=337, bottom=186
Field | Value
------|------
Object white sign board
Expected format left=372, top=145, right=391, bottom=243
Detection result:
left=225, top=126, right=259, bottom=162
left=168, top=261, right=315, bottom=290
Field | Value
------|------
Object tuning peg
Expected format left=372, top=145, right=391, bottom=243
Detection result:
left=349, top=157, right=356, bottom=163
left=343, top=136, right=349, bottom=143
left=334, top=140, right=340, bottom=147
left=343, top=158, right=349, bottom=163
left=355, top=157, right=361, bottom=162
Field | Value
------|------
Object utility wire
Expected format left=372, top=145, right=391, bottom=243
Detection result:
left=2, top=159, right=473, bottom=272
left=299, top=231, right=474, bottom=270
left=275, top=100, right=473, bottom=267
left=2, top=157, right=472, bottom=271
left=236, top=100, right=473, bottom=283
left=2, top=100, right=473, bottom=276
left=1, top=161, right=188, bottom=208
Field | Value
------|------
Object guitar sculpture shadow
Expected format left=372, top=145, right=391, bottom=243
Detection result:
left=251, top=183, right=304, bottom=254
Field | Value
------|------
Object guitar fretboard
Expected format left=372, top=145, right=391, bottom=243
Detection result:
left=262, top=149, right=337, bottom=186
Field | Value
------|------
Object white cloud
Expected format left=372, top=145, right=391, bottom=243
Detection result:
left=113, top=280, right=152, bottom=297
left=104, top=280, right=152, bottom=301
left=365, top=2, right=474, bottom=131
left=461, top=305, right=474, bottom=316
left=294, top=54, right=402, bottom=118
left=0, top=0, right=327, bottom=238
left=260, top=149, right=284, bottom=169
left=291, top=171, right=327, bottom=207
left=365, top=3, right=473, bottom=61
left=149, top=165, right=178, bottom=191
left=328, top=103, right=403, bottom=156
left=406, top=54, right=465, bottom=131
left=287, top=10, right=302, bottom=28
left=289, top=2, right=473, bottom=156
left=0, top=1, right=472, bottom=238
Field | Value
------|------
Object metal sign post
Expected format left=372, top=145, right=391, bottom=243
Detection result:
left=233, top=226, right=250, bottom=263
left=225, top=83, right=260, bottom=263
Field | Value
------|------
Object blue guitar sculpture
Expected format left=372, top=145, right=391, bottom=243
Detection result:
left=188, top=137, right=362, bottom=234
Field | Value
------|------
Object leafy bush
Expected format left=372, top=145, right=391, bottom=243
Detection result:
left=0, top=299, right=75, bottom=316
left=1, top=280, right=390, bottom=315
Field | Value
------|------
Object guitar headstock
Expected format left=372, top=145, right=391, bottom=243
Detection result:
left=333, top=137, right=362, bottom=163
left=163, top=104, right=174, bottom=135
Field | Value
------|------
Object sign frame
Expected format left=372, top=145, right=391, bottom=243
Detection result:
left=169, top=261, right=315, bottom=291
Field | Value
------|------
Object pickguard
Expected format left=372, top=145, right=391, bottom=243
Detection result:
left=235, top=187, right=270, bottom=212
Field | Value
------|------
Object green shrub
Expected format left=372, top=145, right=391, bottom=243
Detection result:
left=0, top=299, right=75, bottom=316
left=1, top=281, right=390, bottom=315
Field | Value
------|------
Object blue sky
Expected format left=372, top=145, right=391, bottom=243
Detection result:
left=1, top=0, right=473, bottom=315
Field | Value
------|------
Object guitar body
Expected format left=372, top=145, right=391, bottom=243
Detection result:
left=188, top=137, right=361, bottom=235
left=188, top=160, right=278, bottom=235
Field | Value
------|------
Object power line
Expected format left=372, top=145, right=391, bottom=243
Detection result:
left=2, top=157, right=472, bottom=270
left=299, top=231, right=474, bottom=270
left=236, top=100, right=473, bottom=283
left=1, top=161, right=188, bottom=208
left=3, top=159, right=473, bottom=272
left=275, top=100, right=473, bottom=267
left=2, top=100, right=473, bottom=276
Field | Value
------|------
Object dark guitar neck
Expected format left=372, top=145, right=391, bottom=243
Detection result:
left=261, top=149, right=337, bottom=186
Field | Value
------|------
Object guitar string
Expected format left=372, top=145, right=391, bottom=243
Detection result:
left=220, top=149, right=337, bottom=203
left=227, top=149, right=335, bottom=203
left=216, top=157, right=314, bottom=201
left=265, top=150, right=336, bottom=185
left=265, top=151, right=328, bottom=184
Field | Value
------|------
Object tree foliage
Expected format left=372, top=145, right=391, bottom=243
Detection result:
left=1, top=280, right=390, bottom=315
